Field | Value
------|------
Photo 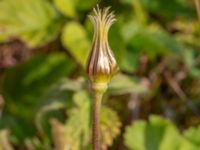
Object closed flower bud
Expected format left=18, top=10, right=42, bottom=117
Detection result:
left=86, top=6, right=117, bottom=92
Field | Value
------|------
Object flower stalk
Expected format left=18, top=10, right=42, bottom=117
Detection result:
left=86, top=5, right=117, bottom=150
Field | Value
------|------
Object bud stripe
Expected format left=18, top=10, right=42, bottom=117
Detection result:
left=86, top=5, right=117, bottom=83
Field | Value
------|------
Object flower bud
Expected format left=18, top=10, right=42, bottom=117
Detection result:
left=86, top=6, right=117, bottom=92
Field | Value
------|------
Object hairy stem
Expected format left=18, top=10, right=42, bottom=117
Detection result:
left=92, top=90, right=103, bottom=150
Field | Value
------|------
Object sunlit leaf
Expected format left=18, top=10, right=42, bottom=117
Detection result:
left=100, top=107, right=121, bottom=150
left=182, top=125, right=200, bottom=149
left=61, top=21, right=90, bottom=66
left=0, top=0, right=61, bottom=47
left=53, top=0, right=76, bottom=17
left=124, top=115, right=181, bottom=150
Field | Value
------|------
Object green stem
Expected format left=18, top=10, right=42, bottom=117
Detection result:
left=92, top=90, right=103, bottom=150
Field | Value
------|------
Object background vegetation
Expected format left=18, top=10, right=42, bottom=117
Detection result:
left=0, top=0, right=200, bottom=150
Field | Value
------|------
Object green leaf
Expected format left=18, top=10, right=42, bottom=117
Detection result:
left=109, top=22, right=126, bottom=65
left=128, top=27, right=182, bottom=59
left=140, top=0, right=195, bottom=20
left=54, top=90, right=121, bottom=150
left=0, top=115, right=30, bottom=144
left=179, top=139, right=199, bottom=150
left=183, top=49, right=200, bottom=78
left=0, top=0, right=61, bottom=47
left=2, top=53, right=75, bottom=120
left=53, top=0, right=76, bottom=17
left=108, top=73, right=148, bottom=95
left=64, top=90, right=91, bottom=150
left=120, top=0, right=147, bottom=24
left=125, top=120, right=146, bottom=150
left=76, top=0, right=97, bottom=10
left=124, top=115, right=181, bottom=150
left=100, top=107, right=121, bottom=150
left=3, top=53, right=74, bottom=102
left=120, top=47, right=139, bottom=72
left=61, top=21, right=90, bottom=66
left=182, top=125, right=200, bottom=149
left=121, top=21, right=183, bottom=72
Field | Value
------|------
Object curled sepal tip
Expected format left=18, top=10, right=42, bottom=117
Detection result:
left=86, top=5, right=117, bottom=92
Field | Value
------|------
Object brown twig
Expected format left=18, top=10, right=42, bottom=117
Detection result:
left=0, top=95, right=4, bottom=118
left=164, top=71, right=200, bottom=115
left=128, top=93, right=140, bottom=120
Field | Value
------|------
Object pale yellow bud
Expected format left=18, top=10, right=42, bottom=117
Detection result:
left=86, top=5, right=117, bottom=92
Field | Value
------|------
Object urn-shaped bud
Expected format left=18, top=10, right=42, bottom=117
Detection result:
left=86, top=6, right=117, bottom=92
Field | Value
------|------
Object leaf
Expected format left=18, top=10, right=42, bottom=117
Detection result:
left=128, top=26, right=182, bottom=59
left=182, top=125, right=200, bottom=149
left=179, top=139, right=199, bottom=150
left=76, top=0, right=97, bottom=10
left=3, top=53, right=74, bottom=102
left=0, top=115, right=30, bottom=144
left=108, top=73, right=148, bottom=95
left=139, top=0, right=195, bottom=20
left=124, top=115, right=181, bottom=150
left=35, top=77, right=84, bottom=135
left=0, top=0, right=61, bottom=47
left=64, top=90, right=91, bottom=150
left=2, top=53, right=75, bottom=121
left=53, top=0, right=76, bottom=17
left=125, top=120, right=146, bottom=150
left=120, top=0, right=147, bottom=24
left=35, top=101, right=67, bottom=143
left=183, top=49, right=200, bottom=79
left=109, top=22, right=126, bottom=65
left=121, top=20, right=141, bottom=43
left=57, top=77, right=85, bottom=92
left=120, top=47, right=139, bottom=72
left=100, top=107, right=121, bottom=150
left=121, top=21, right=183, bottom=72
left=61, top=21, right=90, bottom=66
left=52, top=90, right=121, bottom=150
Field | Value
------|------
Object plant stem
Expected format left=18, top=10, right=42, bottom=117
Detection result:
left=92, top=90, right=103, bottom=150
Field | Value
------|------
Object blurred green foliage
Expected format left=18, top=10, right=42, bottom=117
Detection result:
left=0, top=0, right=61, bottom=47
left=124, top=115, right=200, bottom=150
left=0, top=0, right=200, bottom=150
